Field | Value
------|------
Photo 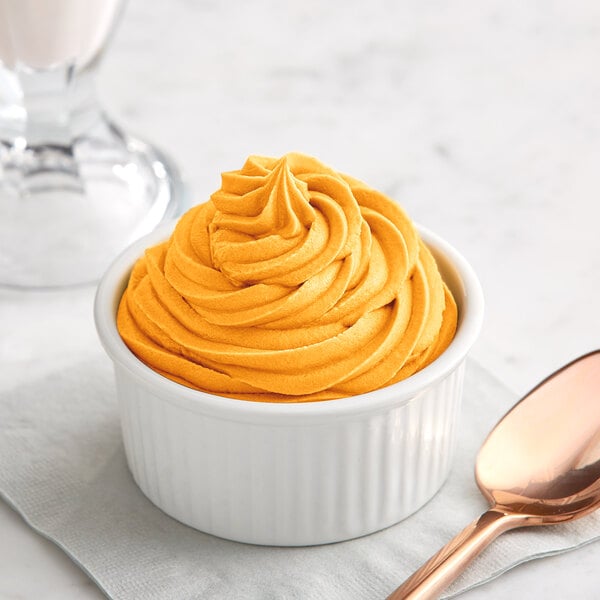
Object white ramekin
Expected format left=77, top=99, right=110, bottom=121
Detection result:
left=94, top=222, right=483, bottom=546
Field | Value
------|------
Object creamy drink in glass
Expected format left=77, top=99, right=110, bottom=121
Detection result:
left=0, top=0, right=182, bottom=287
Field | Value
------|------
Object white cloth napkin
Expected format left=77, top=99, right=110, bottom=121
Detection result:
left=1, top=351, right=600, bottom=599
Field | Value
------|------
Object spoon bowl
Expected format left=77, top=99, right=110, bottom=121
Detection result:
left=388, top=350, right=600, bottom=599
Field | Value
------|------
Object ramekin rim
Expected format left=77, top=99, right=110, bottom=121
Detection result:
left=94, top=221, right=484, bottom=421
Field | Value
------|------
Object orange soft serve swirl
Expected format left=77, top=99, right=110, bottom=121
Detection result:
left=117, top=153, right=457, bottom=402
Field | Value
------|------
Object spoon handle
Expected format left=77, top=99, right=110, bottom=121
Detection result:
left=386, top=508, right=526, bottom=600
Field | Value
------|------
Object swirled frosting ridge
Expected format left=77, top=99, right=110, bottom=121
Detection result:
left=117, top=153, right=457, bottom=402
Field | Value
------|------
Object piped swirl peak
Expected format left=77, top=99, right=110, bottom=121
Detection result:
left=211, top=155, right=316, bottom=240
left=117, top=152, right=458, bottom=402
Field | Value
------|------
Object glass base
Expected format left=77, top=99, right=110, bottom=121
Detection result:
left=0, top=118, right=185, bottom=288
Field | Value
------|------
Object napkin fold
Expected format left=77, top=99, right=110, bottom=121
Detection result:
left=1, top=356, right=599, bottom=599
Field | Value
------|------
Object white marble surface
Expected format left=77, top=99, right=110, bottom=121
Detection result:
left=1, top=0, right=600, bottom=597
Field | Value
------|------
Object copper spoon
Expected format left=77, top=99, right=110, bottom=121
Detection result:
left=387, top=350, right=600, bottom=600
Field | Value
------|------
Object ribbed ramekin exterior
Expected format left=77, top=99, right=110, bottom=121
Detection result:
left=96, top=223, right=483, bottom=546
left=115, top=361, right=465, bottom=546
